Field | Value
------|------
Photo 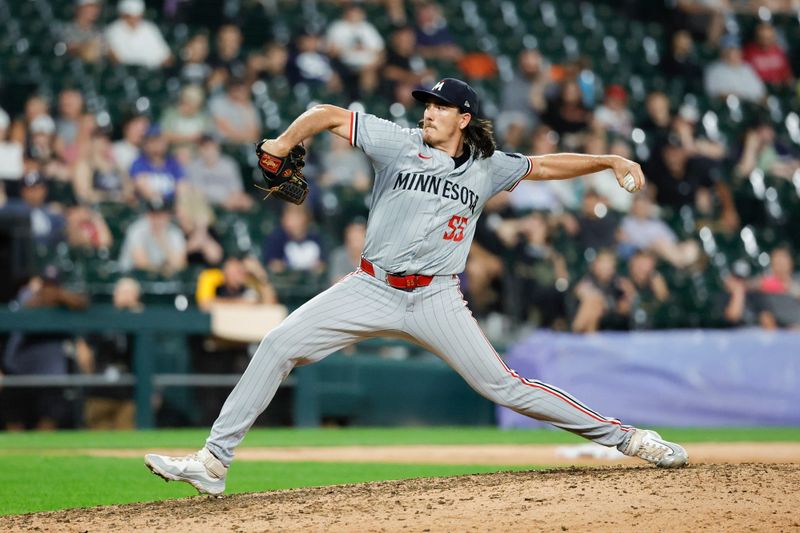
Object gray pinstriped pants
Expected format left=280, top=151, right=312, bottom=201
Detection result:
left=206, top=270, right=633, bottom=466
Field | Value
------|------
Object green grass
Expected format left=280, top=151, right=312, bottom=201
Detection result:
left=0, top=455, right=533, bottom=516
left=1, top=426, right=798, bottom=451
left=1, top=426, right=798, bottom=516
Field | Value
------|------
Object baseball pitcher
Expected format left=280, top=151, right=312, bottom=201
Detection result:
left=145, top=78, right=688, bottom=495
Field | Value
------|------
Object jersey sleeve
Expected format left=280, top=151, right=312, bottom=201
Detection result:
left=349, top=112, right=413, bottom=171
left=488, top=151, right=533, bottom=195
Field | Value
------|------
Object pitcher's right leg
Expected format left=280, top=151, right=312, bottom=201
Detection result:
left=145, top=271, right=406, bottom=493
left=206, top=271, right=405, bottom=465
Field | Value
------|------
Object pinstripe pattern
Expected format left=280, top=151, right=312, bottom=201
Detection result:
left=206, top=272, right=632, bottom=466
left=204, top=114, right=633, bottom=466
left=353, top=112, right=531, bottom=276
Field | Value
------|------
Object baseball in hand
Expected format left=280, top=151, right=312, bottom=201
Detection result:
left=622, top=172, right=638, bottom=193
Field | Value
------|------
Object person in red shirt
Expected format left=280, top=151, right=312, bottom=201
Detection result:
left=743, top=22, right=794, bottom=86
left=754, top=246, right=800, bottom=329
left=758, top=246, right=800, bottom=297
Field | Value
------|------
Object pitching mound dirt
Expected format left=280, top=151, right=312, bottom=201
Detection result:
left=3, top=463, right=799, bottom=532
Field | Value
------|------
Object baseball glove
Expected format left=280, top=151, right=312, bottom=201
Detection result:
left=254, top=141, right=308, bottom=205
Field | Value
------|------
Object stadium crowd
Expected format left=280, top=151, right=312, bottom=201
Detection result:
left=2, top=0, right=800, bottom=428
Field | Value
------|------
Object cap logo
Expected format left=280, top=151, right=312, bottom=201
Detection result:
left=463, top=101, right=470, bottom=108
left=432, top=81, right=445, bottom=92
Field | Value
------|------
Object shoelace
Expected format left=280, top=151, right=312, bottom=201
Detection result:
left=166, top=453, right=199, bottom=462
left=638, top=439, right=672, bottom=462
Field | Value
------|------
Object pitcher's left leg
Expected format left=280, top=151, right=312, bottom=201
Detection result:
left=405, top=281, right=631, bottom=446
left=405, top=280, right=688, bottom=466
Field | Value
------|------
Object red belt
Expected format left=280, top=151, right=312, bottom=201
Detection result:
left=360, top=257, right=434, bottom=290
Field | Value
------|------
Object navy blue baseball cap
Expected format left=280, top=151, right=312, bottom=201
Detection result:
left=412, top=78, right=480, bottom=116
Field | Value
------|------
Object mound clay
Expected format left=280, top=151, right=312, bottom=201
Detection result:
left=3, top=463, right=799, bottom=532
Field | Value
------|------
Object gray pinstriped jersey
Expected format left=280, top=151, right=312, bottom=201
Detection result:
left=349, top=112, right=532, bottom=276
left=203, top=113, right=636, bottom=467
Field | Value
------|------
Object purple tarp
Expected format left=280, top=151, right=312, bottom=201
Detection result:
left=497, top=329, right=800, bottom=428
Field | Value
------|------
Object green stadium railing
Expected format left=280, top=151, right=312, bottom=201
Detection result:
left=0, top=305, right=209, bottom=428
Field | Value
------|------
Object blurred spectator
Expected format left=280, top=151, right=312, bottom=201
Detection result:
left=1, top=172, right=65, bottom=246
left=0, top=107, right=24, bottom=180
left=195, top=256, right=278, bottom=311
left=208, top=77, right=260, bottom=147
left=646, top=136, right=739, bottom=233
left=380, top=0, right=408, bottom=25
left=495, top=112, right=533, bottom=154
left=326, top=5, right=385, bottom=99
left=175, top=33, right=212, bottom=87
left=704, top=34, right=766, bottom=103
left=328, top=219, right=367, bottom=284
left=619, top=194, right=701, bottom=269
left=592, top=85, right=634, bottom=137
left=82, top=277, right=141, bottom=429
left=160, top=85, right=211, bottom=149
left=735, top=118, right=800, bottom=180
left=511, top=212, right=569, bottom=328
left=559, top=190, right=620, bottom=252
left=62, top=0, right=106, bottom=64
left=112, top=114, right=149, bottom=180
left=208, top=24, right=245, bottom=90
left=561, top=56, right=601, bottom=109
left=583, top=136, right=634, bottom=213
left=673, top=0, right=729, bottom=47
left=571, top=250, right=634, bottom=333
left=10, top=95, right=50, bottom=145
left=496, top=50, right=550, bottom=152
left=175, top=186, right=223, bottom=267
left=628, top=250, right=670, bottom=329
left=105, top=0, right=172, bottom=68
left=500, top=49, right=551, bottom=121
left=510, top=125, right=577, bottom=212
left=54, top=89, right=90, bottom=165
left=751, top=246, right=800, bottom=329
left=55, top=89, right=83, bottom=148
left=118, top=199, right=187, bottom=274
left=186, top=135, right=253, bottom=211
left=249, top=42, right=290, bottom=85
left=743, top=21, right=794, bottom=87
left=26, top=115, right=72, bottom=185
left=287, top=31, right=342, bottom=92
left=543, top=79, right=592, bottom=149
left=26, top=114, right=58, bottom=172
left=130, top=125, right=186, bottom=203
left=114, top=276, right=144, bottom=312
left=671, top=103, right=727, bottom=163
left=320, top=135, right=372, bottom=192
left=74, top=128, right=134, bottom=204
left=720, top=269, right=756, bottom=326
left=382, top=26, right=434, bottom=103
left=262, top=204, right=325, bottom=274
left=646, top=136, right=715, bottom=210
left=669, top=102, right=737, bottom=231
left=467, top=194, right=515, bottom=315
left=1, top=266, right=89, bottom=430
left=413, top=1, right=463, bottom=62
left=661, top=30, right=704, bottom=90
left=639, top=91, right=673, bottom=147
left=65, top=204, right=113, bottom=250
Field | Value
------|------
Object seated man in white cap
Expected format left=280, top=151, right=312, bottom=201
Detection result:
left=105, top=0, right=172, bottom=68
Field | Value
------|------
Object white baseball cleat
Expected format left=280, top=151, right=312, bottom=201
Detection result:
left=619, top=429, right=689, bottom=468
left=144, top=447, right=227, bottom=495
